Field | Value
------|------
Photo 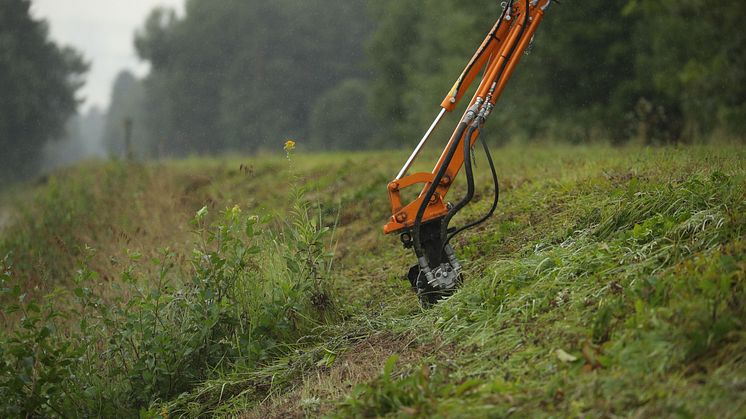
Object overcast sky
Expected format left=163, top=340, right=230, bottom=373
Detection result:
left=31, top=0, right=184, bottom=112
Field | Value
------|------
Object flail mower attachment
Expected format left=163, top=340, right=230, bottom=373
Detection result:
left=383, top=0, right=553, bottom=306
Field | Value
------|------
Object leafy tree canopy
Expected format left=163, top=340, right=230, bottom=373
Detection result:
left=0, top=0, right=87, bottom=182
left=134, top=0, right=373, bottom=156
left=368, top=0, right=746, bottom=145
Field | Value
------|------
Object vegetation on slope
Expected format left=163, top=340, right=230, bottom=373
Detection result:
left=1, top=143, right=745, bottom=417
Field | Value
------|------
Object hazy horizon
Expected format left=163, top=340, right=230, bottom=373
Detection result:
left=31, top=0, right=184, bottom=112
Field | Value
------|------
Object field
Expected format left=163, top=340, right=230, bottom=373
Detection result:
left=1, top=143, right=745, bottom=417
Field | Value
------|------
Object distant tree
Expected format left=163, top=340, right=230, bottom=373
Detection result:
left=507, top=0, right=639, bottom=143
left=309, top=79, right=376, bottom=150
left=366, top=0, right=426, bottom=146
left=103, top=71, right=149, bottom=158
left=0, top=0, right=87, bottom=182
left=626, top=0, right=746, bottom=141
left=41, top=107, right=105, bottom=172
left=367, top=0, right=745, bottom=145
left=134, top=0, right=374, bottom=156
left=367, top=0, right=637, bottom=145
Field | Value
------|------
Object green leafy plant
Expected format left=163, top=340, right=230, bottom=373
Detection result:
left=0, top=185, right=337, bottom=416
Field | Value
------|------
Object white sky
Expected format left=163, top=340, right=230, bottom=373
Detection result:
left=31, top=0, right=184, bottom=112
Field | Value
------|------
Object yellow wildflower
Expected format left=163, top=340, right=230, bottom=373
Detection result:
left=284, top=139, right=296, bottom=152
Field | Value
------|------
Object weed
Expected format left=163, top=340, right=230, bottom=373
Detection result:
left=0, top=184, right=337, bottom=416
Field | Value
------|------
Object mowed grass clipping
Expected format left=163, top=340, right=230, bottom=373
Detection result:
left=1, top=143, right=745, bottom=417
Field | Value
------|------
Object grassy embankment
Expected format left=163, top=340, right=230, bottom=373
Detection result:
left=1, top=143, right=745, bottom=417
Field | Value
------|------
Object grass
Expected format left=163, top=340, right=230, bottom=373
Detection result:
left=1, top=142, right=745, bottom=417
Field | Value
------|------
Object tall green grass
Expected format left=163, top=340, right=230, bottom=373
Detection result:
left=1, top=144, right=744, bottom=417
left=339, top=171, right=746, bottom=417
left=0, top=186, right=337, bottom=416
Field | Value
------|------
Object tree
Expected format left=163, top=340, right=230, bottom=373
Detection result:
left=367, top=0, right=637, bottom=145
left=134, top=0, right=374, bottom=155
left=309, top=79, right=376, bottom=150
left=366, top=0, right=425, bottom=146
left=626, top=0, right=746, bottom=141
left=366, top=0, right=745, bottom=145
left=0, top=0, right=87, bottom=182
left=41, top=107, right=105, bottom=172
left=103, top=71, right=149, bottom=158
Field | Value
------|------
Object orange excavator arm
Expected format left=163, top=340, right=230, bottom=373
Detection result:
left=384, top=0, right=553, bottom=306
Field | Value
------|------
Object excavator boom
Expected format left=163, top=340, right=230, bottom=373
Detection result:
left=384, top=0, right=553, bottom=305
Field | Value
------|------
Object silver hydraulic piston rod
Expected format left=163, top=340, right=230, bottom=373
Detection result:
left=395, top=108, right=447, bottom=180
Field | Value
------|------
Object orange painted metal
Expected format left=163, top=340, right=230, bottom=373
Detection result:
left=385, top=1, right=549, bottom=236
left=490, top=8, right=546, bottom=105
left=473, top=3, right=528, bottom=102
left=439, top=23, right=501, bottom=112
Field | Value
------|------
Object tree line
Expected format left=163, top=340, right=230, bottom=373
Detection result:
left=368, top=0, right=746, bottom=146
left=0, top=0, right=87, bottom=182
left=111, top=0, right=744, bottom=157
left=106, top=0, right=374, bottom=159
left=1, top=0, right=744, bottom=182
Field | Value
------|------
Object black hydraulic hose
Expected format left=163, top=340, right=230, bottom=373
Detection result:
left=412, top=0, right=524, bottom=261
left=412, top=121, right=469, bottom=258
left=445, top=133, right=500, bottom=248
left=439, top=121, right=480, bottom=244
left=440, top=0, right=530, bottom=246
left=430, top=0, right=516, bottom=251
